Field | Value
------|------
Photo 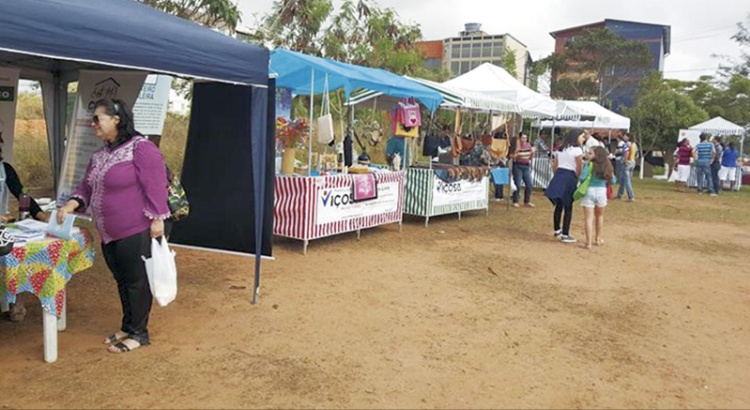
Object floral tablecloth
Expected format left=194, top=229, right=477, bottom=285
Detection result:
left=0, top=228, right=95, bottom=317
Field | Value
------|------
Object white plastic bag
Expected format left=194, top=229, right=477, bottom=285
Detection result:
left=142, top=238, right=177, bottom=307
left=510, top=178, right=517, bottom=193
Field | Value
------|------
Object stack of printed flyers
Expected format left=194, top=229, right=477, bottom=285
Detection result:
left=7, top=212, right=79, bottom=245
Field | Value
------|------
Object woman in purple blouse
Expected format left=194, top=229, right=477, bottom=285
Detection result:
left=57, top=99, right=169, bottom=354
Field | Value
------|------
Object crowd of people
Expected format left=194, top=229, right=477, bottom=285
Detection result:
left=673, top=133, right=742, bottom=194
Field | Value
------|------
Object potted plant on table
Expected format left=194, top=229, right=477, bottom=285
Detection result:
left=276, top=117, right=309, bottom=175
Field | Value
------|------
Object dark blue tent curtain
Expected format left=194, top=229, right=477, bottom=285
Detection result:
left=170, top=82, right=273, bottom=260
left=0, top=0, right=268, bottom=86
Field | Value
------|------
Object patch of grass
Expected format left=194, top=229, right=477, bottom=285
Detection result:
left=616, top=178, right=750, bottom=228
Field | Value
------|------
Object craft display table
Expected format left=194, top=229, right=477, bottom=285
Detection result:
left=0, top=228, right=95, bottom=363
left=274, top=171, right=406, bottom=254
left=403, top=167, right=489, bottom=227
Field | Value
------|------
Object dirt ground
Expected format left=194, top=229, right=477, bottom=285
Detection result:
left=1, top=180, right=749, bottom=409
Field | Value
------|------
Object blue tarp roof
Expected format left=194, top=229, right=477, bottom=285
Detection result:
left=0, top=0, right=268, bottom=86
left=270, top=49, right=443, bottom=111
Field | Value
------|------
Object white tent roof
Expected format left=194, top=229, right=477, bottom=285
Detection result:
left=443, top=63, right=569, bottom=119
left=539, top=100, right=631, bottom=130
left=689, top=116, right=746, bottom=137
left=346, top=75, right=521, bottom=113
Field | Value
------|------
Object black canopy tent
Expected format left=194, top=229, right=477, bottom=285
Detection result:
left=0, top=0, right=274, bottom=302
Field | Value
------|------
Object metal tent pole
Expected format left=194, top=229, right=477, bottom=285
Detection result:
left=308, top=69, right=315, bottom=173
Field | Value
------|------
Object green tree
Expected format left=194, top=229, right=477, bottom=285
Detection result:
left=253, top=0, right=432, bottom=77
left=545, top=28, right=653, bottom=106
left=138, top=0, right=244, bottom=99
left=499, top=47, right=517, bottom=78
left=718, top=14, right=750, bottom=77
left=138, top=0, right=241, bottom=32
left=625, top=72, right=708, bottom=155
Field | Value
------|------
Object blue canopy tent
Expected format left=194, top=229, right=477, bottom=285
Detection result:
left=270, top=49, right=443, bottom=111
left=270, top=49, right=443, bottom=169
left=0, top=0, right=272, bottom=303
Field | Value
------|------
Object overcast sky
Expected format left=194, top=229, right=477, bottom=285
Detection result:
left=237, top=0, right=748, bottom=82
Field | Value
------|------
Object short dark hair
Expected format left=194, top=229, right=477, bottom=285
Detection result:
left=94, top=98, right=138, bottom=144
left=561, top=129, right=582, bottom=149
left=699, top=133, right=709, bottom=142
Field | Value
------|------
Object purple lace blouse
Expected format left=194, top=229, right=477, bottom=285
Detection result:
left=72, top=136, right=170, bottom=244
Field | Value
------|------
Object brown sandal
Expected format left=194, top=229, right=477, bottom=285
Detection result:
left=103, top=331, right=129, bottom=345
left=107, top=338, right=143, bottom=354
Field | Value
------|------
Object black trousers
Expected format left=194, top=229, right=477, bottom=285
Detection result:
left=552, top=199, right=573, bottom=236
left=102, top=228, right=153, bottom=345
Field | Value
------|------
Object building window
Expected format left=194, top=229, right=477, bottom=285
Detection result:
left=451, top=44, right=460, bottom=59
left=461, top=45, right=471, bottom=59
left=451, top=61, right=460, bottom=74
left=471, top=44, right=482, bottom=58
left=492, top=42, right=504, bottom=57
left=482, top=43, right=493, bottom=58
left=425, top=58, right=441, bottom=69
left=469, top=61, right=480, bottom=71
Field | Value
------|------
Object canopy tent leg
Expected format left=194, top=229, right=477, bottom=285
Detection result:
left=251, top=83, right=271, bottom=305
left=425, top=216, right=429, bottom=228
left=308, top=69, right=315, bottom=173
left=42, top=73, right=69, bottom=192
left=303, top=240, right=309, bottom=255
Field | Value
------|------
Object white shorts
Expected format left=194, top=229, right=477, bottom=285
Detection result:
left=581, top=187, right=608, bottom=208
left=675, top=164, right=691, bottom=182
left=719, top=166, right=737, bottom=181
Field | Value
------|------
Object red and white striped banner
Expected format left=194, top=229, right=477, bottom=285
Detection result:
left=274, top=171, right=405, bottom=241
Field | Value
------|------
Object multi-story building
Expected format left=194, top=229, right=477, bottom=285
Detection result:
left=549, top=19, right=671, bottom=111
left=417, top=23, right=533, bottom=85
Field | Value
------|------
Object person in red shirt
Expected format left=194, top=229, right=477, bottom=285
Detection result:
left=673, top=138, right=693, bottom=192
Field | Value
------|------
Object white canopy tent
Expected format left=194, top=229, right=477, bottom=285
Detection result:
left=539, top=100, right=631, bottom=130
left=689, top=116, right=746, bottom=158
left=347, top=75, right=521, bottom=114
left=443, top=63, right=576, bottom=119
left=689, top=116, right=746, bottom=137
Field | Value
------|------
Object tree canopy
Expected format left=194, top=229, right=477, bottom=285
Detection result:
left=624, top=72, right=709, bottom=153
left=138, top=0, right=241, bottom=31
left=251, top=0, right=442, bottom=79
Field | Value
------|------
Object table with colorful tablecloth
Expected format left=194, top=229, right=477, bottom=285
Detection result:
left=0, top=228, right=96, bottom=363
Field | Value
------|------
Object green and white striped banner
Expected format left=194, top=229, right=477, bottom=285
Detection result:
left=404, top=168, right=489, bottom=218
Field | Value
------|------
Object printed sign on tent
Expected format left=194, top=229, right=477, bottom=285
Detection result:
left=431, top=175, right=487, bottom=208
left=56, top=70, right=147, bottom=206
left=316, top=181, right=400, bottom=225
left=132, top=74, right=173, bottom=136
left=0, top=67, right=19, bottom=164
left=0, top=67, right=20, bottom=215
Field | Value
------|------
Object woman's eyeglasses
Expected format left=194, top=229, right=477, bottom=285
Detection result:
left=92, top=114, right=110, bottom=124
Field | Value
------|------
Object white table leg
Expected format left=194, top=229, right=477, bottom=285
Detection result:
left=0, top=293, right=9, bottom=313
left=57, top=291, right=67, bottom=332
left=43, top=309, right=58, bottom=363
